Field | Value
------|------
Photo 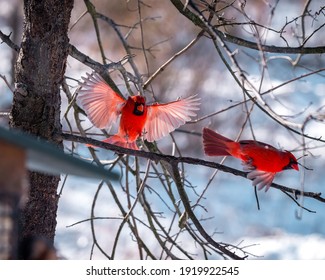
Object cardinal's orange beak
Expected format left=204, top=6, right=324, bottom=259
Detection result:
left=137, top=104, right=144, bottom=112
left=291, top=162, right=299, bottom=171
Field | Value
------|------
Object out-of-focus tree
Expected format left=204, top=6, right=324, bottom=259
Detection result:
left=1, top=0, right=325, bottom=259
left=0, top=0, right=73, bottom=249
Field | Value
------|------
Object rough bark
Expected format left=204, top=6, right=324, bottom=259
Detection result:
left=9, top=0, right=74, bottom=242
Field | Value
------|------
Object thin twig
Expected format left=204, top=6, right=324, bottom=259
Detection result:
left=170, top=162, right=245, bottom=260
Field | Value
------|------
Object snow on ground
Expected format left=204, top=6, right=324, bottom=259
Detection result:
left=55, top=168, right=325, bottom=260
left=238, top=232, right=325, bottom=260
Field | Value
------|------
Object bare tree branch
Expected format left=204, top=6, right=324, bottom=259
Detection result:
left=58, top=133, right=325, bottom=204
left=0, top=30, right=20, bottom=52
left=169, top=162, right=245, bottom=259
left=169, top=0, right=325, bottom=54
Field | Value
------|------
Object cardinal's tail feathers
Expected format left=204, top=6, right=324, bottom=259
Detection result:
left=202, top=127, right=235, bottom=156
left=103, top=135, right=139, bottom=150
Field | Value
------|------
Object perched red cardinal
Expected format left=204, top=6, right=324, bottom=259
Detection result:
left=202, top=127, right=299, bottom=191
left=78, top=72, right=200, bottom=150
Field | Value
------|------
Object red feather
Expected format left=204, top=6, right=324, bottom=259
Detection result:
left=203, top=127, right=299, bottom=191
left=78, top=72, right=200, bottom=150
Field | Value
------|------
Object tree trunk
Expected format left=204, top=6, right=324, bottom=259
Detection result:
left=10, top=0, right=74, bottom=243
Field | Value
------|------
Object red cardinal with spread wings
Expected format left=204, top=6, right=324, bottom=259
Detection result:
left=78, top=72, right=200, bottom=150
left=203, top=127, right=299, bottom=191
